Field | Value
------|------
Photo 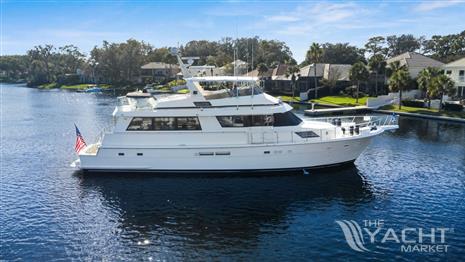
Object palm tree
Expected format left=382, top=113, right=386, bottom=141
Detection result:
left=349, top=62, right=369, bottom=104
left=286, top=65, right=300, bottom=102
left=417, top=67, right=440, bottom=108
left=368, top=54, right=386, bottom=96
left=388, top=61, right=410, bottom=110
left=257, top=63, right=268, bottom=79
left=308, top=43, right=323, bottom=99
left=431, top=74, right=455, bottom=110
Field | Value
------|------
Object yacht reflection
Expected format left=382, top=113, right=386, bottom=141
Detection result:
left=75, top=167, right=373, bottom=249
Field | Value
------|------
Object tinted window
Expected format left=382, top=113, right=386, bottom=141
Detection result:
left=217, top=113, right=298, bottom=128
left=127, top=117, right=153, bottom=130
left=153, top=117, right=176, bottom=130
left=176, top=117, right=201, bottom=130
left=127, top=117, right=201, bottom=131
left=273, top=111, right=303, bottom=126
left=217, top=116, right=245, bottom=127
left=295, top=131, right=319, bottom=138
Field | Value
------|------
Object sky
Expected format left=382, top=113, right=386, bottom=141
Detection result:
left=2, top=0, right=465, bottom=62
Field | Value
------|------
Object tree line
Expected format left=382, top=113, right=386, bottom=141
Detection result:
left=0, top=31, right=463, bottom=87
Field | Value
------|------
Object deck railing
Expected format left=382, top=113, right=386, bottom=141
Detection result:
left=310, top=114, right=399, bottom=128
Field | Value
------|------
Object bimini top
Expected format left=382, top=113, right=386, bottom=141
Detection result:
left=186, top=76, right=258, bottom=82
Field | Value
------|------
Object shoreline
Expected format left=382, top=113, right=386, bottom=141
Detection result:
left=284, top=100, right=465, bottom=123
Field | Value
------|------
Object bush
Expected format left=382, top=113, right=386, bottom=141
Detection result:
left=443, top=103, right=463, bottom=112
left=402, top=100, right=425, bottom=108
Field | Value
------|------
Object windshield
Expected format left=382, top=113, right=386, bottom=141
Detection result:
left=200, top=81, right=263, bottom=100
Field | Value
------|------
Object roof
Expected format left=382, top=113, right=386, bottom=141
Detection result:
left=272, top=64, right=289, bottom=77
left=186, top=76, right=258, bottom=82
left=243, top=68, right=273, bottom=78
left=386, top=52, right=444, bottom=68
left=299, top=63, right=326, bottom=77
left=444, top=57, right=465, bottom=68
left=324, top=64, right=352, bottom=81
left=141, top=62, right=178, bottom=70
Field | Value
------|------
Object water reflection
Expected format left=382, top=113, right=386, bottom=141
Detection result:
left=394, top=116, right=465, bottom=143
left=75, top=166, right=373, bottom=251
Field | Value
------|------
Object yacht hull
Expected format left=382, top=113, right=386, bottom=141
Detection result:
left=79, top=136, right=372, bottom=173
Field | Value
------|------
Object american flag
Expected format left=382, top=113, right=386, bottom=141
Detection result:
left=74, top=124, right=87, bottom=154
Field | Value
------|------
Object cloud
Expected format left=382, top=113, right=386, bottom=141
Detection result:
left=415, top=0, right=465, bottom=12
left=266, top=2, right=366, bottom=36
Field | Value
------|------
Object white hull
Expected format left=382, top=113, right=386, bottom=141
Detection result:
left=79, top=135, right=373, bottom=172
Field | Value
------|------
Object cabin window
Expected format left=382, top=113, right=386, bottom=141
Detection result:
left=295, top=131, right=319, bottom=138
left=127, top=117, right=201, bottom=131
left=153, top=117, right=176, bottom=130
left=193, top=101, right=212, bottom=107
left=127, top=117, right=153, bottom=130
left=216, top=115, right=272, bottom=127
left=217, top=116, right=246, bottom=127
left=175, top=117, right=201, bottom=130
left=273, top=111, right=303, bottom=126
left=217, top=112, right=300, bottom=128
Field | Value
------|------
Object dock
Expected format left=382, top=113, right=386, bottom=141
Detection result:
left=304, top=105, right=372, bottom=116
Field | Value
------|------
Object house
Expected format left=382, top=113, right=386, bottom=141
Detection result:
left=443, top=57, right=465, bottom=98
left=243, top=63, right=352, bottom=97
left=298, top=63, right=352, bottom=99
left=140, top=62, right=180, bottom=83
left=386, top=52, right=444, bottom=78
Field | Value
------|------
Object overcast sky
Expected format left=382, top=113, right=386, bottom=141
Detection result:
left=2, top=0, right=465, bottom=62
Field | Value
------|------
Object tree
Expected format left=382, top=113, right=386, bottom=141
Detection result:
left=368, top=54, right=386, bottom=95
left=286, top=65, right=300, bottom=101
left=417, top=67, right=441, bottom=108
left=422, top=30, right=465, bottom=63
left=257, top=63, right=268, bottom=78
left=349, top=62, right=369, bottom=103
left=308, top=43, right=323, bottom=99
left=386, top=34, right=422, bottom=57
left=364, top=36, right=388, bottom=57
left=303, top=42, right=365, bottom=66
left=388, top=61, right=410, bottom=109
left=27, top=45, right=55, bottom=83
left=430, top=75, right=455, bottom=110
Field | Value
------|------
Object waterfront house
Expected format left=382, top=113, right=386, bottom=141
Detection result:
left=443, top=57, right=465, bottom=98
left=298, top=63, right=352, bottom=99
left=386, top=52, right=444, bottom=78
left=140, top=62, right=180, bottom=83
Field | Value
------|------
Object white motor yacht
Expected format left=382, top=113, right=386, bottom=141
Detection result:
left=73, top=50, right=398, bottom=173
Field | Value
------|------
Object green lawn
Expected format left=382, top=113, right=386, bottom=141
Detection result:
left=176, top=89, right=190, bottom=94
left=279, top=95, right=301, bottom=102
left=380, top=104, right=465, bottom=119
left=60, top=83, right=112, bottom=90
left=310, top=95, right=371, bottom=106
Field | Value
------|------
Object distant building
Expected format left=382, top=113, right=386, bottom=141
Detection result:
left=140, top=62, right=180, bottom=83
left=243, top=63, right=352, bottom=97
left=298, top=63, right=352, bottom=98
left=443, top=57, right=465, bottom=98
left=386, top=52, right=444, bottom=78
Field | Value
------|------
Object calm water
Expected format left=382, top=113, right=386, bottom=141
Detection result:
left=1, top=84, right=464, bottom=261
